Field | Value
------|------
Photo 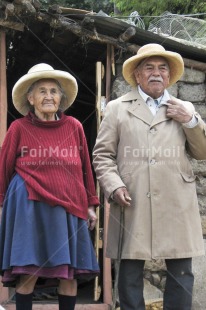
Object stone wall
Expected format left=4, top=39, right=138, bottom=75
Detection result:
left=111, top=63, right=206, bottom=309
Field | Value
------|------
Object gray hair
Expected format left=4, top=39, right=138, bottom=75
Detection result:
left=27, top=78, right=67, bottom=111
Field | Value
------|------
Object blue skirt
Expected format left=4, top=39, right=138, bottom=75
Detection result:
left=0, top=174, right=99, bottom=287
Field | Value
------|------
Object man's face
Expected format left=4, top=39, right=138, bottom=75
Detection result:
left=134, top=56, right=170, bottom=99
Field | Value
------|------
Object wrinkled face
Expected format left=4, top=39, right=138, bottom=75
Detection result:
left=134, top=56, right=170, bottom=98
left=27, top=79, right=62, bottom=117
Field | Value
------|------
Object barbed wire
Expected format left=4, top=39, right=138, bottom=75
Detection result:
left=148, top=11, right=206, bottom=46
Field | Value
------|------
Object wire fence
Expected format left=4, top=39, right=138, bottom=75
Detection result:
left=121, top=10, right=206, bottom=48
left=148, top=11, right=206, bottom=46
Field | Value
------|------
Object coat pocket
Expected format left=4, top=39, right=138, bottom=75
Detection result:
left=180, top=172, right=196, bottom=183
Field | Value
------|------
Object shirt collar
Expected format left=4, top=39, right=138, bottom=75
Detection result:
left=138, top=86, right=171, bottom=106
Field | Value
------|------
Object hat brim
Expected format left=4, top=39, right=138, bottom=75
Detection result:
left=12, top=70, right=78, bottom=115
left=122, top=50, right=184, bottom=87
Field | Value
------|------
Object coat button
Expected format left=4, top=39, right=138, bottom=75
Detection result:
left=146, top=192, right=151, bottom=198
left=150, top=128, right=156, bottom=134
left=150, top=159, right=156, bottom=165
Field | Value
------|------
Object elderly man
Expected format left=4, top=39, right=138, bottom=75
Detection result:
left=93, top=44, right=206, bottom=310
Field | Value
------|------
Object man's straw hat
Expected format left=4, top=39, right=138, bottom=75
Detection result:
left=123, top=43, right=184, bottom=87
left=12, top=63, right=78, bottom=115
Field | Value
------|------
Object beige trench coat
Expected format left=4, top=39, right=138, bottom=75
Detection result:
left=93, top=89, right=206, bottom=260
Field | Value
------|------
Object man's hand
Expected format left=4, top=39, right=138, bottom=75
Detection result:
left=166, top=98, right=195, bottom=123
left=87, top=206, right=97, bottom=230
left=113, top=187, right=132, bottom=207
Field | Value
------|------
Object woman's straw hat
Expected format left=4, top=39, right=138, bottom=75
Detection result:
left=12, top=63, right=78, bottom=115
left=123, top=43, right=184, bottom=87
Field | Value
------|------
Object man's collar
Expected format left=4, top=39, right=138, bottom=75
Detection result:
left=138, top=86, right=170, bottom=105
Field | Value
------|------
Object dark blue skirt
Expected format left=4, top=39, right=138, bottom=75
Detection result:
left=0, top=174, right=99, bottom=287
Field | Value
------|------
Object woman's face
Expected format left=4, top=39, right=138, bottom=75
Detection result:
left=27, top=79, right=62, bottom=120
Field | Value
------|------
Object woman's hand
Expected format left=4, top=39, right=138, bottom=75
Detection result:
left=87, top=206, right=97, bottom=230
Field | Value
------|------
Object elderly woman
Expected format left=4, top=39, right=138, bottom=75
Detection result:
left=0, top=63, right=100, bottom=310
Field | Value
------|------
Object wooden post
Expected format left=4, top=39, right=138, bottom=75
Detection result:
left=106, top=44, right=111, bottom=104
left=103, top=200, right=112, bottom=306
left=95, top=59, right=112, bottom=306
left=0, top=30, right=9, bottom=304
left=102, top=44, right=113, bottom=306
left=0, top=30, right=7, bottom=147
left=94, top=61, right=103, bottom=302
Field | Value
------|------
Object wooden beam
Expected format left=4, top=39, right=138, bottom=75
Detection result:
left=106, top=44, right=112, bottom=104
left=5, top=0, right=36, bottom=17
left=48, top=4, right=62, bottom=14
left=0, top=19, right=24, bottom=31
left=119, top=26, right=136, bottom=42
left=0, top=31, right=7, bottom=147
left=0, top=11, right=140, bottom=52
left=14, top=0, right=33, bottom=4
left=36, top=13, right=141, bottom=54
left=5, top=3, right=15, bottom=17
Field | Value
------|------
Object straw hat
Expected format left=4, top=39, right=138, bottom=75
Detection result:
left=12, top=63, right=78, bottom=115
left=123, top=43, right=184, bottom=87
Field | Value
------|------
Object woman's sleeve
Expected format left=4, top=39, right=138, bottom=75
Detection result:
left=79, top=124, right=100, bottom=207
left=0, top=122, right=20, bottom=205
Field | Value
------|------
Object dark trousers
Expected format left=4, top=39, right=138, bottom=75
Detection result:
left=118, top=258, right=194, bottom=310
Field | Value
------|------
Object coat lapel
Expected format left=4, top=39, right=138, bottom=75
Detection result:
left=123, top=89, right=153, bottom=125
left=123, top=89, right=171, bottom=126
left=151, top=105, right=171, bottom=127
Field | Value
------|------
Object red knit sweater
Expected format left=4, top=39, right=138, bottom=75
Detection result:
left=0, top=112, right=99, bottom=219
